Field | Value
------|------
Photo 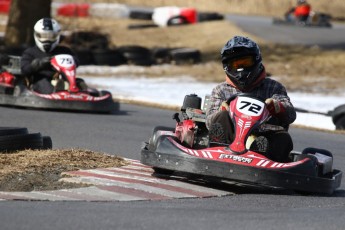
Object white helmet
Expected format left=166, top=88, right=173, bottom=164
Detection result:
left=34, top=18, right=61, bottom=53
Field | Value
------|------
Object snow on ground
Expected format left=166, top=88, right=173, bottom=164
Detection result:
left=79, top=66, right=344, bottom=131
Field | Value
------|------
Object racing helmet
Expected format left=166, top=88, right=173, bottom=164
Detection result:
left=34, top=18, right=61, bottom=53
left=221, top=36, right=264, bottom=91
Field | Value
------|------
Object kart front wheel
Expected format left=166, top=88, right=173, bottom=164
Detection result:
left=153, top=167, right=174, bottom=176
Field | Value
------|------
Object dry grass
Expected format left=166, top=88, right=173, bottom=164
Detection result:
left=0, top=149, right=127, bottom=191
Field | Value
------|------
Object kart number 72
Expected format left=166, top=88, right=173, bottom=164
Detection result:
left=236, top=97, right=264, bottom=116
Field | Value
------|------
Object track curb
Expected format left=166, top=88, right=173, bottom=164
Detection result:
left=0, top=158, right=234, bottom=201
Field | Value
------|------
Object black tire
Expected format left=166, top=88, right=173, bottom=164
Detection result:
left=65, top=31, right=109, bottom=50
left=169, top=48, right=201, bottom=65
left=0, top=133, right=43, bottom=152
left=127, top=24, right=158, bottom=30
left=0, top=127, right=28, bottom=136
left=117, top=45, right=154, bottom=66
left=151, top=47, right=172, bottom=64
left=335, top=115, right=345, bottom=130
left=92, top=49, right=127, bottom=66
left=13, top=84, right=27, bottom=97
left=129, top=10, right=153, bottom=20
left=74, top=48, right=94, bottom=65
left=198, top=12, right=224, bottom=22
left=42, top=136, right=53, bottom=150
left=152, top=167, right=175, bottom=176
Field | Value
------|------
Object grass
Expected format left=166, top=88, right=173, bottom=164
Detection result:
left=58, top=14, right=345, bottom=94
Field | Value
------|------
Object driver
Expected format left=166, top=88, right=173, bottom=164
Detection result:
left=21, top=18, right=80, bottom=94
left=285, top=0, right=312, bottom=22
left=206, top=36, right=296, bottom=162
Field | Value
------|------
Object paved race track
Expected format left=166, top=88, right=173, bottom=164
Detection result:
left=0, top=103, right=344, bottom=230
left=226, top=14, right=345, bottom=49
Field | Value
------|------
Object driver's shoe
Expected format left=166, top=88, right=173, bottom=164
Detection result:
left=208, top=123, right=227, bottom=146
left=53, top=79, right=65, bottom=92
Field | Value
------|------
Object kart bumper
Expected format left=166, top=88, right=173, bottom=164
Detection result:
left=0, top=93, right=118, bottom=113
left=141, top=137, right=342, bottom=194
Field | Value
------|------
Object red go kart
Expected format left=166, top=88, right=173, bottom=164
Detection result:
left=141, top=93, right=342, bottom=194
left=0, top=54, right=118, bottom=113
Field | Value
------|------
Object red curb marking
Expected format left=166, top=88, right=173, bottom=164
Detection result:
left=0, top=193, right=39, bottom=201
left=66, top=171, right=215, bottom=197
left=96, top=185, right=171, bottom=200
left=45, top=189, right=112, bottom=201
left=99, top=168, right=156, bottom=179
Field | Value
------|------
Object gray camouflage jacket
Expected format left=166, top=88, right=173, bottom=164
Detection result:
left=205, top=77, right=296, bottom=129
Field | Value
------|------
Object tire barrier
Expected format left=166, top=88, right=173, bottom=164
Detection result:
left=0, top=127, right=52, bottom=152
left=92, top=49, right=127, bottom=66
left=129, top=10, right=153, bottom=20
left=198, top=12, right=224, bottom=22
left=151, top=47, right=201, bottom=65
left=169, top=48, right=201, bottom=65
left=117, top=45, right=155, bottom=66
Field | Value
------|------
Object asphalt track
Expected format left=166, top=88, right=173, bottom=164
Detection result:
left=1, top=14, right=345, bottom=230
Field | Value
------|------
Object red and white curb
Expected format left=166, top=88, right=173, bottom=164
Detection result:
left=0, top=159, right=234, bottom=201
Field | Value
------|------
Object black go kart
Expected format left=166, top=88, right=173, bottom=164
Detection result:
left=273, top=11, right=332, bottom=28
left=141, top=93, right=342, bottom=194
left=0, top=55, right=118, bottom=113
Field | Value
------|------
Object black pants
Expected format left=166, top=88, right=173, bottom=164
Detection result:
left=32, top=78, right=54, bottom=94
left=208, top=110, right=293, bottom=162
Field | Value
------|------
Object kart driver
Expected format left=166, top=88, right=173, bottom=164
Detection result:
left=206, top=36, right=296, bottom=163
left=21, top=18, right=81, bottom=94
left=285, top=0, right=311, bottom=22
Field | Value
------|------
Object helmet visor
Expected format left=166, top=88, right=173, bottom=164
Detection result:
left=225, top=56, right=255, bottom=71
left=35, top=31, right=60, bottom=42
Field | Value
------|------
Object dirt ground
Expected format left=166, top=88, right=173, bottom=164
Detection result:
left=0, top=149, right=127, bottom=191
left=2, top=1, right=345, bottom=192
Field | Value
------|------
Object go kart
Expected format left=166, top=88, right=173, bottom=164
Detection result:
left=272, top=11, right=332, bottom=28
left=0, top=54, right=118, bottom=113
left=141, top=94, right=342, bottom=194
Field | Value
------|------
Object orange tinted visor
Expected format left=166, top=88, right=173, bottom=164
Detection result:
left=226, top=56, right=255, bottom=70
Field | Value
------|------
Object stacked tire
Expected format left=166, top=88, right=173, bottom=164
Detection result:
left=0, top=127, right=52, bottom=152
left=151, top=47, right=201, bottom=65
left=62, top=32, right=202, bottom=66
left=117, top=45, right=154, bottom=66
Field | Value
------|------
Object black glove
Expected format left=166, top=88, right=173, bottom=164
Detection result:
left=30, top=56, right=51, bottom=72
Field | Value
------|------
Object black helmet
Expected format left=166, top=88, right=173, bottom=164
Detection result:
left=221, top=36, right=264, bottom=91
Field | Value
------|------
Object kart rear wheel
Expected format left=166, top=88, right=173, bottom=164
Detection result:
left=334, top=115, right=345, bottom=130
